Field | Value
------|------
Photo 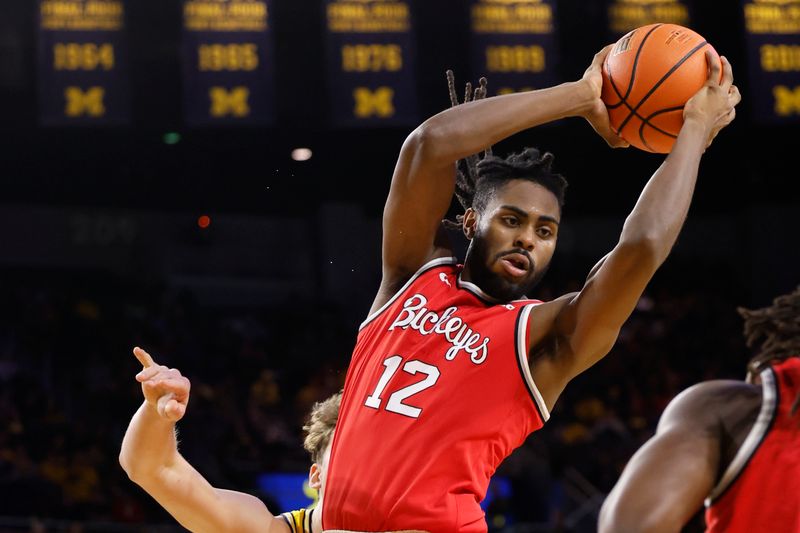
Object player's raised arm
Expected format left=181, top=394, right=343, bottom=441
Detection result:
left=380, top=47, right=626, bottom=288
left=119, top=347, right=286, bottom=533
left=598, top=382, right=732, bottom=533
left=528, top=53, right=741, bottom=409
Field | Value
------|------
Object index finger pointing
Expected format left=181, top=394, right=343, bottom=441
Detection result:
left=133, top=347, right=156, bottom=369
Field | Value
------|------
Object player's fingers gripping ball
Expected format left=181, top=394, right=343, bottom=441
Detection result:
left=601, top=23, right=722, bottom=153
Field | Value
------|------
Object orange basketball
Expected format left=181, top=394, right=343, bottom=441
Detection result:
left=601, top=23, right=721, bottom=153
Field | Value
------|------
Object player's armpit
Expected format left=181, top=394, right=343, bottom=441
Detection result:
left=532, top=240, right=662, bottom=401
left=528, top=241, right=658, bottom=409
left=525, top=294, right=575, bottom=410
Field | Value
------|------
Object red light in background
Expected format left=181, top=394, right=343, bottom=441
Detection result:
left=197, top=215, right=211, bottom=229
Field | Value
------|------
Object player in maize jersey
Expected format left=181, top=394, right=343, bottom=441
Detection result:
left=323, top=47, right=740, bottom=532
left=119, top=347, right=340, bottom=533
left=599, top=286, right=800, bottom=533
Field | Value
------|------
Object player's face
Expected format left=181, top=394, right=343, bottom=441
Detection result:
left=463, top=180, right=559, bottom=301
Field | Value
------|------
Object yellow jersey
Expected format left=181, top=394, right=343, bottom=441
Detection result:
left=280, top=508, right=314, bottom=533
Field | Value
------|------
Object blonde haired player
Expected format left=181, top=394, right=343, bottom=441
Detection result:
left=119, top=347, right=339, bottom=533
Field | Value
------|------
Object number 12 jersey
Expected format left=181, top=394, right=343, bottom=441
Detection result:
left=323, top=257, right=550, bottom=533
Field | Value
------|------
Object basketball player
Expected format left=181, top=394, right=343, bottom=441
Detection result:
left=599, top=286, right=800, bottom=532
left=119, top=347, right=338, bottom=533
left=322, top=46, right=741, bottom=532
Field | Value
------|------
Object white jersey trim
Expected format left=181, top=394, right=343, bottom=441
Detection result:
left=516, top=302, right=550, bottom=422
left=704, top=367, right=777, bottom=507
left=359, top=256, right=458, bottom=331
left=456, top=274, right=533, bottom=305
left=456, top=275, right=500, bottom=303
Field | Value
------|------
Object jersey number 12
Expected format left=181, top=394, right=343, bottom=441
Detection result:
left=364, top=355, right=440, bottom=418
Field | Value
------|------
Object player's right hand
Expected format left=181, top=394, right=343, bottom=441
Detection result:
left=133, top=347, right=190, bottom=422
left=683, top=52, right=740, bottom=147
left=581, top=45, right=630, bottom=149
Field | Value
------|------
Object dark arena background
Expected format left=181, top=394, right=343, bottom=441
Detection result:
left=0, top=0, right=798, bottom=531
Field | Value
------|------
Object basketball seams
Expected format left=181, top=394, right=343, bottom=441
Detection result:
left=617, top=39, right=709, bottom=136
left=607, top=67, right=683, bottom=142
left=639, top=106, right=683, bottom=152
left=608, top=73, right=668, bottom=128
left=605, top=24, right=662, bottom=111
left=603, top=24, right=719, bottom=152
left=621, top=24, right=663, bottom=106
left=605, top=65, right=625, bottom=109
left=608, top=84, right=684, bottom=141
left=605, top=69, right=628, bottom=110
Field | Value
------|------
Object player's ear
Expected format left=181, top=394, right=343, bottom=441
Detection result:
left=463, top=208, right=478, bottom=240
left=309, top=463, right=322, bottom=490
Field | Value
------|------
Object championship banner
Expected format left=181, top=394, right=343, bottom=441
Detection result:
left=742, top=0, right=800, bottom=123
left=469, top=0, right=559, bottom=95
left=606, top=0, right=692, bottom=39
left=38, top=0, right=130, bottom=125
left=325, top=0, right=418, bottom=127
left=182, top=0, right=275, bottom=126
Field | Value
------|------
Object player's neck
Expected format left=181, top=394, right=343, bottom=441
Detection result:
left=312, top=500, right=322, bottom=533
left=460, top=262, right=476, bottom=285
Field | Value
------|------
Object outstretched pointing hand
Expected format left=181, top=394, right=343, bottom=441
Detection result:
left=133, top=347, right=190, bottom=422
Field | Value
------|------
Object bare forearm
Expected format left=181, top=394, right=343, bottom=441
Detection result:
left=119, top=402, right=275, bottom=532
left=417, top=80, right=594, bottom=164
left=621, top=117, right=711, bottom=261
left=119, top=401, right=179, bottom=478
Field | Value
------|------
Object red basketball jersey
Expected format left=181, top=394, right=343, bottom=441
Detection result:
left=705, top=357, right=800, bottom=533
left=323, top=257, right=549, bottom=532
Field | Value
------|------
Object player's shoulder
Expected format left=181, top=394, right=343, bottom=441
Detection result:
left=511, top=295, right=545, bottom=306
left=384, top=253, right=459, bottom=292
left=367, top=253, right=459, bottom=323
left=659, top=379, right=760, bottom=433
left=523, top=292, right=574, bottom=330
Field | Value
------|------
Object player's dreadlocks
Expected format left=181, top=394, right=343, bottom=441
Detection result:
left=442, top=70, right=568, bottom=230
left=739, top=286, right=800, bottom=414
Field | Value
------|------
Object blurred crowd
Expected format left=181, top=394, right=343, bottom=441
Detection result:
left=0, top=264, right=750, bottom=531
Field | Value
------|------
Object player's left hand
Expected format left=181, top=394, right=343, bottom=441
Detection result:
left=581, top=45, right=630, bottom=149
left=683, top=53, right=741, bottom=149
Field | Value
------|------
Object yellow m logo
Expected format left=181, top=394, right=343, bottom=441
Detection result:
left=209, top=86, right=250, bottom=117
left=65, top=86, right=105, bottom=117
left=774, top=85, right=800, bottom=116
left=353, top=87, right=395, bottom=118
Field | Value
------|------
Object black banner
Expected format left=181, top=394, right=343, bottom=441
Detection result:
left=182, top=0, right=275, bottom=126
left=606, top=0, right=692, bottom=39
left=469, top=0, right=559, bottom=95
left=38, top=0, right=130, bottom=125
left=742, top=0, right=800, bottom=123
left=325, top=0, right=418, bottom=127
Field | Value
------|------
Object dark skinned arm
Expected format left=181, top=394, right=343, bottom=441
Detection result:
left=597, top=381, right=740, bottom=533
left=374, top=47, right=626, bottom=314
left=528, top=54, right=741, bottom=409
